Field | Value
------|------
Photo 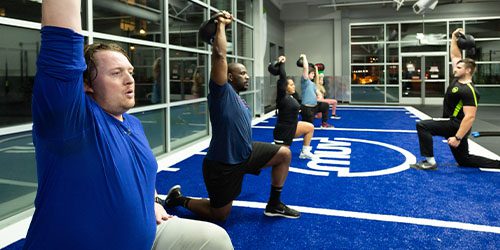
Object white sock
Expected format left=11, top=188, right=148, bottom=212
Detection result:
left=425, top=157, right=436, bottom=165
left=302, top=146, right=312, bottom=153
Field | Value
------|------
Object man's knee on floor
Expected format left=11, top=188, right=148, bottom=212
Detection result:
left=210, top=204, right=232, bottom=221
left=416, top=120, right=426, bottom=131
left=455, top=155, right=473, bottom=167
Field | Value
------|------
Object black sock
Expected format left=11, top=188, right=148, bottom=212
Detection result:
left=182, top=197, right=191, bottom=208
left=268, top=185, right=283, bottom=205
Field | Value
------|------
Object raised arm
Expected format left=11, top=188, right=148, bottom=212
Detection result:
left=210, top=11, right=233, bottom=86
left=450, top=28, right=463, bottom=69
left=42, top=0, right=82, bottom=33
left=314, top=65, right=319, bottom=84
left=301, top=54, right=309, bottom=79
left=276, top=56, right=287, bottom=103
left=277, top=56, right=287, bottom=80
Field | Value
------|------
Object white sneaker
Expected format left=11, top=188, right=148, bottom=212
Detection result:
left=299, top=151, right=314, bottom=159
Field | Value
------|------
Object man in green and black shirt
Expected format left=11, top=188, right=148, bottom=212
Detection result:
left=411, top=28, right=500, bottom=170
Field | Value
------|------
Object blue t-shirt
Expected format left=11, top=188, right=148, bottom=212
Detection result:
left=25, top=26, right=157, bottom=250
left=206, top=80, right=252, bottom=164
left=300, top=76, right=317, bottom=106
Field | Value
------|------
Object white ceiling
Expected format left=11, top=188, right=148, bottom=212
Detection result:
left=271, top=0, right=497, bottom=11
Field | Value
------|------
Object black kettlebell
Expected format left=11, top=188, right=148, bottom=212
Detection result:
left=198, top=13, right=229, bottom=45
left=268, top=60, right=280, bottom=76
left=296, top=57, right=304, bottom=67
left=296, top=57, right=315, bottom=69
left=456, top=33, right=475, bottom=50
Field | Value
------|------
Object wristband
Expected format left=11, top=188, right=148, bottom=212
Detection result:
left=454, top=135, right=462, bottom=141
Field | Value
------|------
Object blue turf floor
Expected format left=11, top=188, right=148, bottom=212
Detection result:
left=4, top=106, right=499, bottom=249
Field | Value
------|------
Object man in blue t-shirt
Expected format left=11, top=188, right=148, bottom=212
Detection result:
left=24, top=1, right=233, bottom=249
left=163, top=11, right=300, bottom=220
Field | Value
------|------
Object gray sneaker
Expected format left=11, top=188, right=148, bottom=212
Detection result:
left=410, top=160, right=437, bottom=170
left=264, top=202, right=300, bottom=219
left=165, top=185, right=183, bottom=208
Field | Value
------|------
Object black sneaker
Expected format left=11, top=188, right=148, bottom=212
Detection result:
left=165, top=185, right=183, bottom=208
left=264, top=202, right=300, bottom=219
left=410, top=160, right=437, bottom=170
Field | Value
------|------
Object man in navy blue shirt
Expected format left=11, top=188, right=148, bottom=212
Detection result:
left=24, top=1, right=233, bottom=249
left=163, top=11, right=300, bottom=220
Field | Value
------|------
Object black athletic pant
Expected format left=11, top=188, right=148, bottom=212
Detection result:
left=416, top=118, right=500, bottom=169
left=301, top=102, right=329, bottom=124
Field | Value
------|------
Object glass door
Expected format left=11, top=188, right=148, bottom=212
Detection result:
left=401, top=52, right=447, bottom=105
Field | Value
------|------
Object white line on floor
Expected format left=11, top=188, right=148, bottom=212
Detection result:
left=232, top=200, right=500, bottom=234
left=253, top=126, right=417, bottom=133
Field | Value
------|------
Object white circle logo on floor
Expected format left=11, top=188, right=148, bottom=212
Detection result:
left=290, top=137, right=416, bottom=177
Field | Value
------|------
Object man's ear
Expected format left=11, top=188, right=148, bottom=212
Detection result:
left=84, top=80, right=94, bottom=94
left=227, top=72, right=233, bottom=82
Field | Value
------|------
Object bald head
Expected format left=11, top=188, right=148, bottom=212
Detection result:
left=227, top=63, right=249, bottom=92
left=228, top=63, right=245, bottom=75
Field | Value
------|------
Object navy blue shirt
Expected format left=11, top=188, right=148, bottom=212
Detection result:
left=25, top=27, right=157, bottom=250
left=206, top=80, right=252, bottom=164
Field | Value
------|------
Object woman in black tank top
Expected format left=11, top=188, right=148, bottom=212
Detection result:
left=271, top=56, right=315, bottom=159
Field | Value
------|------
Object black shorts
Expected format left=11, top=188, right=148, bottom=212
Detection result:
left=202, top=142, right=281, bottom=208
left=273, top=123, right=297, bottom=146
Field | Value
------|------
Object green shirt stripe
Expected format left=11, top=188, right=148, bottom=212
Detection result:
left=466, top=83, right=478, bottom=107
left=453, top=100, right=463, bottom=117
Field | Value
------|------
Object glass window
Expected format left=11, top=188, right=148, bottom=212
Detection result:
left=211, top=1, right=232, bottom=12
left=422, top=22, right=446, bottom=36
left=386, top=44, right=398, bottom=63
left=169, top=2, right=208, bottom=49
left=386, top=24, right=398, bottom=41
left=170, top=102, right=209, bottom=150
left=402, top=22, right=446, bottom=43
left=93, top=0, right=164, bottom=42
left=351, top=44, right=384, bottom=63
left=351, top=86, right=385, bottom=103
left=351, top=25, right=384, bottom=42
left=401, top=23, right=423, bottom=42
left=0, top=1, right=41, bottom=23
left=473, top=63, right=500, bottom=85
left=0, top=131, right=37, bottom=221
left=237, top=23, right=253, bottom=58
left=133, top=109, right=166, bottom=156
left=236, top=0, right=253, bottom=25
left=0, top=1, right=87, bottom=29
left=386, top=86, right=399, bottom=103
left=476, top=87, right=500, bottom=104
left=170, top=50, right=208, bottom=102
left=401, top=44, right=446, bottom=53
left=0, top=25, right=40, bottom=127
left=474, top=40, right=500, bottom=62
left=93, top=39, right=165, bottom=107
left=466, top=19, right=500, bottom=39
left=351, top=65, right=384, bottom=85
left=449, top=21, right=463, bottom=39
left=387, top=65, right=399, bottom=85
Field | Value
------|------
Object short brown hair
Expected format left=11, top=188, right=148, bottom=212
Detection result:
left=83, top=43, right=130, bottom=85
left=458, top=58, right=476, bottom=75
